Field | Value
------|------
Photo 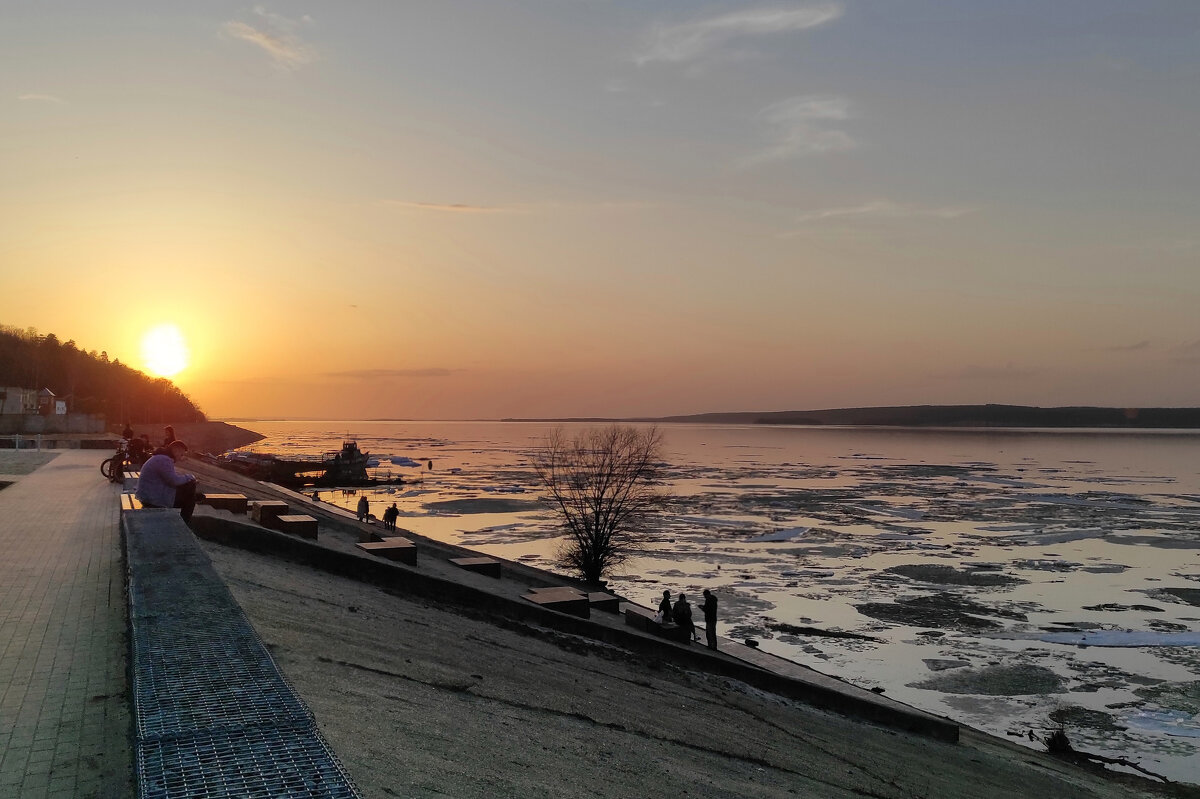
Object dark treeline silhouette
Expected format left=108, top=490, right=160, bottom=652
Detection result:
left=656, top=404, right=1200, bottom=429
left=0, top=325, right=205, bottom=424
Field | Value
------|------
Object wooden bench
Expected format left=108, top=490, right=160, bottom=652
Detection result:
left=201, top=493, right=248, bottom=514
left=269, top=514, right=318, bottom=539
left=623, top=604, right=692, bottom=643
left=449, top=556, right=501, bottom=578
left=250, top=500, right=289, bottom=526
left=120, top=493, right=144, bottom=511
left=356, top=537, right=417, bottom=565
left=587, top=592, right=621, bottom=614
left=524, top=586, right=590, bottom=618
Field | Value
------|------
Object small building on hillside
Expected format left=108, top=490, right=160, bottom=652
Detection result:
left=38, top=388, right=63, bottom=415
left=0, top=387, right=38, bottom=415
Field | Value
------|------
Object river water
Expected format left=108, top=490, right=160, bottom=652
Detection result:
left=233, top=420, right=1200, bottom=782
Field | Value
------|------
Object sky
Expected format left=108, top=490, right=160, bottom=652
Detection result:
left=3, top=1, right=1199, bottom=419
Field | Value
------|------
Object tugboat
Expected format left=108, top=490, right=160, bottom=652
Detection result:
left=215, top=438, right=405, bottom=487
left=320, top=440, right=370, bottom=484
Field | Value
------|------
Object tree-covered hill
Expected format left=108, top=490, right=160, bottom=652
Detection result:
left=0, top=325, right=204, bottom=424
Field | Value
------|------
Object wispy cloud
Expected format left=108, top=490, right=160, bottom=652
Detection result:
left=18, top=93, right=64, bottom=104
left=745, top=95, right=857, bottom=164
left=382, top=199, right=659, bottom=215
left=325, top=368, right=458, bottom=380
left=788, top=199, right=974, bottom=226
left=384, top=201, right=511, bottom=214
left=223, top=7, right=314, bottom=69
left=1171, top=339, right=1200, bottom=364
left=1102, top=340, right=1151, bottom=353
left=637, top=5, right=842, bottom=65
left=930, top=364, right=1038, bottom=381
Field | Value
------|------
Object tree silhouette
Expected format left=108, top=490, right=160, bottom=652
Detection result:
left=532, top=425, right=666, bottom=584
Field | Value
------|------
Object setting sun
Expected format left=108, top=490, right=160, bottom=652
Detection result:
left=141, top=324, right=189, bottom=377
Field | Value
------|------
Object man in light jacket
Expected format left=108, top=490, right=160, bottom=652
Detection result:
left=135, top=439, right=200, bottom=522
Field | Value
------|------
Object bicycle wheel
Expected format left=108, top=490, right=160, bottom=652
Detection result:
left=100, top=457, right=115, bottom=479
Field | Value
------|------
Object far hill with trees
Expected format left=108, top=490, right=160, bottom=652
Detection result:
left=0, top=325, right=205, bottom=424
left=656, top=405, right=1200, bottom=428
left=505, top=404, right=1200, bottom=429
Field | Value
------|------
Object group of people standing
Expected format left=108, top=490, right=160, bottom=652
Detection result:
left=658, top=588, right=719, bottom=649
left=356, top=495, right=401, bottom=530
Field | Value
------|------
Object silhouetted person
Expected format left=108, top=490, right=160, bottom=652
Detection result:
left=136, top=440, right=199, bottom=522
left=122, top=422, right=134, bottom=440
left=163, top=425, right=176, bottom=448
left=702, top=589, right=718, bottom=650
left=357, top=495, right=369, bottom=522
left=673, top=594, right=696, bottom=642
left=384, top=502, right=399, bottom=531
left=658, top=590, right=672, bottom=623
left=129, top=435, right=147, bottom=464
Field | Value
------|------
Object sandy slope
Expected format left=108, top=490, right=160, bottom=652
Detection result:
left=203, top=543, right=1197, bottom=799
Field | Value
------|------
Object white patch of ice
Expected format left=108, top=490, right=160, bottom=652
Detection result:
left=459, top=523, right=526, bottom=534
left=748, top=527, right=809, bottom=542
left=851, top=506, right=926, bottom=520
left=968, top=475, right=1047, bottom=488
left=1124, top=709, right=1200, bottom=738
left=390, top=456, right=424, bottom=467
left=1031, top=630, right=1200, bottom=647
left=677, top=515, right=758, bottom=529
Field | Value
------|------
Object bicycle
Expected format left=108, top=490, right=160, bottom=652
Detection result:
left=102, top=441, right=131, bottom=483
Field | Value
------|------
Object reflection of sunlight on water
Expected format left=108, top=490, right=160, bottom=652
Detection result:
left=238, top=420, right=1200, bottom=783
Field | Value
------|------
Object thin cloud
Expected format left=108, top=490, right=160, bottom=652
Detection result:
left=223, top=8, right=314, bottom=69
left=18, top=93, right=64, bottom=104
left=789, top=199, right=974, bottom=226
left=745, top=95, right=857, bottom=164
left=1171, top=339, right=1200, bottom=364
left=929, top=364, right=1038, bottom=381
left=637, top=5, right=842, bottom=65
left=384, top=201, right=510, bottom=214
left=1102, top=340, right=1151, bottom=353
left=325, top=368, right=458, bottom=380
left=382, top=199, right=658, bottom=215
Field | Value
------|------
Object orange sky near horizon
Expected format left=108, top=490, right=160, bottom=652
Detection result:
left=3, top=3, right=1198, bottom=419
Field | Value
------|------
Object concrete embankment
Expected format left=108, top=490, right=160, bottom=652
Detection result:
left=178, top=455, right=1197, bottom=797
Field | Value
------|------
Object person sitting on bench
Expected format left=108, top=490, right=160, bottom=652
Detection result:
left=135, top=439, right=201, bottom=522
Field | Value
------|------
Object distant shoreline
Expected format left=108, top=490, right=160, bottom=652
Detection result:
left=217, top=404, right=1200, bottom=430
left=500, top=404, right=1200, bottom=429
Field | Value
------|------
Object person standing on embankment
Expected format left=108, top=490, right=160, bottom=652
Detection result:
left=702, top=589, right=718, bottom=649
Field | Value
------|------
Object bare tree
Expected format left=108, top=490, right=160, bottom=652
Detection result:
left=532, top=425, right=667, bottom=584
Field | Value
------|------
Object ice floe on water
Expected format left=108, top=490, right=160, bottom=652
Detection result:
left=245, top=421, right=1200, bottom=784
left=747, top=526, right=809, bottom=542
left=1027, top=631, right=1200, bottom=647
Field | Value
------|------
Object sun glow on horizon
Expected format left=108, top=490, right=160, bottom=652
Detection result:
left=141, top=324, right=190, bottom=377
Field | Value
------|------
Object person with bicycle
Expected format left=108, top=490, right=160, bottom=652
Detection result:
left=135, top=439, right=201, bottom=522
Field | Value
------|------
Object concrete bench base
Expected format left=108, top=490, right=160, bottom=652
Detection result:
left=624, top=605, right=692, bottom=643
left=450, top=557, right=501, bottom=578
left=201, top=493, right=248, bottom=514
left=356, top=538, right=417, bottom=565
left=524, top=587, right=590, bottom=619
left=588, top=592, right=621, bottom=614
left=269, top=514, right=318, bottom=540
left=250, top=500, right=289, bottom=526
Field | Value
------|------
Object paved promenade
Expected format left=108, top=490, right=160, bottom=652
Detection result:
left=0, top=450, right=132, bottom=798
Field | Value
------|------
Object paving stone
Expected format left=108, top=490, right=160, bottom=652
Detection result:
left=0, top=451, right=134, bottom=797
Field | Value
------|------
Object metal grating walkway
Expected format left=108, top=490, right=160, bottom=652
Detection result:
left=123, top=509, right=361, bottom=798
